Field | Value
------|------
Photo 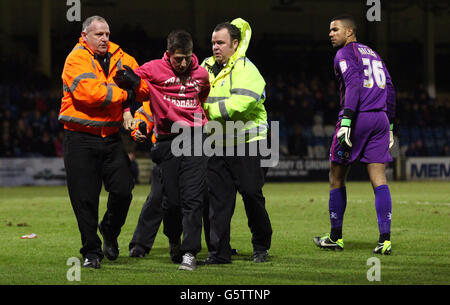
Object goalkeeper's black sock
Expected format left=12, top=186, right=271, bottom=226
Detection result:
left=379, top=233, right=390, bottom=243
left=330, top=228, right=342, bottom=241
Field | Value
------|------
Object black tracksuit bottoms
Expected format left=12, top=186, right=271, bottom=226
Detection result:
left=63, top=130, right=134, bottom=259
left=128, top=163, right=183, bottom=252
left=151, top=135, right=207, bottom=257
left=207, top=143, right=272, bottom=263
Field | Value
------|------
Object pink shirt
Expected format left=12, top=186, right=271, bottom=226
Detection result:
left=135, top=52, right=210, bottom=137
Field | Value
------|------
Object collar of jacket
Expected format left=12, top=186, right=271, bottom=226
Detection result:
left=205, top=17, right=252, bottom=73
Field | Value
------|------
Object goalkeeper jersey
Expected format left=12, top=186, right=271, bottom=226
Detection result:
left=334, top=42, right=396, bottom=122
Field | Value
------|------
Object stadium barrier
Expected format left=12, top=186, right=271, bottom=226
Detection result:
left=264, top=157, right=396, bottom=182
left=1, top=156, right=447, bottom=186
left=0, top=158, right=66, bottom=187
left=403, top=157, right=450, bottom=181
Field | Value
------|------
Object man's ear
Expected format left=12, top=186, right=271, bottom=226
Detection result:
left=81, top=31, right=87, bottom=42
left=346, top=28, right=354, bottom=39
left=232, top=39, right=239, bottom=51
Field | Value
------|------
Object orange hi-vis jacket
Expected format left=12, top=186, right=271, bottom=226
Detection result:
left=131, top=102, right=156, bottom=144
left=59, top=38, right=141, bottom=137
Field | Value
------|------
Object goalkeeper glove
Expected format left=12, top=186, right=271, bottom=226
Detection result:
left=337, top=109, right=353, bottom=149
left=389, top=123, right=394, bottom=149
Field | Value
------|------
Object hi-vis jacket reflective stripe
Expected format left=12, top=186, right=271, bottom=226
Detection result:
left=131, top=101, right=157, bottom=144
left=201, top=18, right=268, bottom=146
left=59, top=37, right=140, bottom=137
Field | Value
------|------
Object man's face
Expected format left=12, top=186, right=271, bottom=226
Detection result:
left=168, top=49, right=192, bottom=74
left=329, top=20, right=350, bottom=48
left=82, top=20, right=110, bottom=55
left=211, top=28, right=239, bottom=65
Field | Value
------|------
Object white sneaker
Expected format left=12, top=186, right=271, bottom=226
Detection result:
left=178, top=252, right=196, bottom=271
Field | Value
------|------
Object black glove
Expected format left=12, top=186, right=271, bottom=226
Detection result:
left=113, top=65, right=141, bottom=90
left=123, top=89, right=135, bottom=109
left=138, top=122, right=148, bottom=136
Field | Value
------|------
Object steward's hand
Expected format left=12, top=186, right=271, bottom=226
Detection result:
left=123, top=111, right=136, bottom=131
left=134, top=129, right=147, bottom=142
left=113, top=65, right=141, bottom=89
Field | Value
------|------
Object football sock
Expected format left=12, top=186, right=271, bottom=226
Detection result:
left=329, top=186, right=347, bottom=241
left=374, top=184, right=392, bottom=242
left=379, top=233, right=390, bottom=243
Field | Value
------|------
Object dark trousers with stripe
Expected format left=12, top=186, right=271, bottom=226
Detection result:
left=207, top=142, right=272, bottom=262
left=151, top=134, right=207, bottom=256
left=63, top=130, right=134, bottom=259
left=129, top=163, right=183, bottom=252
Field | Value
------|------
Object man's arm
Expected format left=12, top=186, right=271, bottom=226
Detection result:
left=337, top=53, right=361, bottom=114
left=384, top=62, right=396, bottom=148
left=208, top=60, right=265, bottom=122
left=63, top=52, right=129, bottom=108
left=117, top=58, right=149, bottom=130
left=114, top=62, right=152, bottom=103
left=384, top=62, right=396, bottom=124
left=130, top=102, right=154, bottom=142
left=334, top=52, right=361, bottom=148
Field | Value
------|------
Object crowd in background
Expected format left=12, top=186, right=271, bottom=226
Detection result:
left=1, top=46, right=450, bottom=159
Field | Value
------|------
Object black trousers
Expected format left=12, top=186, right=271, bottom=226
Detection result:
left=151, top=135, right=207, bottom=256
left=128, top=163, right=183, bottom=252
left=207, top=142, right=272, bottom=262
left=63, top=130, right=134, bottom=259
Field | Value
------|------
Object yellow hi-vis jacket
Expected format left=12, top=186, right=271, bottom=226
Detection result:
left=201, top=18, right=268, bottom=146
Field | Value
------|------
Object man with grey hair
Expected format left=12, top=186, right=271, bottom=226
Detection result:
left=59, top=16, right=145, bottom=269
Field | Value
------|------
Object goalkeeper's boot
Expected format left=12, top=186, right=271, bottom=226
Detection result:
left=313, top=234, right=344, bottom=251
left=373, top=240, right=391, bottom=255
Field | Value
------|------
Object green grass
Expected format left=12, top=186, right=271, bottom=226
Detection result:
left=0, top=181, right=449, bottom=285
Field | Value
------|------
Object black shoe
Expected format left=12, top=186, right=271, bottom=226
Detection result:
left=198, top=257, right=231, bottom=265
left=99, top=224, right=119, bottom=261
left=83, top=257, right=101, bottom=269
left=129, top=244, right=146, bottom=258
left=253, top=250, right=269, bottom=263
left=231, top=248, right=238, bottom=256
left=169, top=241, right=182, bottom=264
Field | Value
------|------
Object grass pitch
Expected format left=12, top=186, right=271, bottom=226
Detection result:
left=0, top=181, right=449, bottom=285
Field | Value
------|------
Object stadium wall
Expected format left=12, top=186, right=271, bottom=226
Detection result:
left=2, top=157, right=448, bottom=186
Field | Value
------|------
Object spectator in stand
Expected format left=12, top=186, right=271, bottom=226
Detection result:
left=406, top=140, right=427, bottom=157
left=0, top=132, right=14, bottom=157
left=415, top=140, right=427, bottom=156
left=38, top=131, right=56, bottom=157
left=440, top=144, right=450, bottom=157
left=405, top=142, right=417, bottom=156
left=54, top=130, right=64, bottom=157
left=323, top=98, right=339, bottom=126
left=288, top=124, right=308, bottom=157
left=298, top=98, right=314, bottom=127
left=28, top=109, right=47, bottom=137
left=47, top=109, right=61, bottom=134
